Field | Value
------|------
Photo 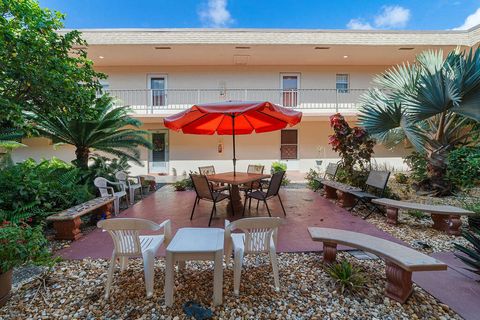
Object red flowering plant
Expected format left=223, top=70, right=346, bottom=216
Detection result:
left=0, top=220, right=53, bottom=274
left=328, top=113, right=376, bottom=186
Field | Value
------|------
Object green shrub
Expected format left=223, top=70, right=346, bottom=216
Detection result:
left=326, top=260, right=365, bottom=294
left=173, top=179, right=189, bottom=191
left=0, top=221, right=55, bottom=273
left=0, top=158, right=93, bottom=224
left=271, top=161, right=290, bottom=186
left=454, top=227, right=480, bottom=276
left=404, top=152, right=428, bottom=183
left=407, top=209, right=429, bottom=220
left=394, top=172, right=408, bottom=184
left=82, top=155, right=131, bottom=186
left=305, top=169, right=320, bottom=190
left=446, top=146, right=480, bottom=189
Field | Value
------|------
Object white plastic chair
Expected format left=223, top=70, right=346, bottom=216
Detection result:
left=224, top=217, right=282, bottom=295
left=115, top=171, right=143, bottom=205
left=97, top=218, right=171, bottom=299
left=94, top=177, right=128, bottom=215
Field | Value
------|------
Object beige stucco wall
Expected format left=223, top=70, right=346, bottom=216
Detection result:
left=12, top=120, right=408, bottom=176
left=97, top=65, right=387, bottom=90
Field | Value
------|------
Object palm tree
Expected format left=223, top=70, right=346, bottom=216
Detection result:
left=358, top=49, right=480, bottom=195
left=32, top=96, right=152, bottom=169
left=0, top=127, right=25, bottom=168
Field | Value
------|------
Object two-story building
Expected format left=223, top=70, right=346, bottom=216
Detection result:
left=13, top=27, right=480, bottom=175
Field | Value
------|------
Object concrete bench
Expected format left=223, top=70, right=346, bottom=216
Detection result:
left=372, top=198, right=474, bottom=235
left=308, top=227, right=447, bottom=303
left=322, top=180, right=361, bottom=207
left=47, top=197, right=114, bottom=240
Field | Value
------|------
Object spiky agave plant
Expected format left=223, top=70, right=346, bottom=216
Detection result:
left=454, top=227, right=480, bottom=276
left=358, top=49, right=480, bottom=195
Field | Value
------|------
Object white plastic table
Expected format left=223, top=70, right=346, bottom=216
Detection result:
left=164, top=228, right=224, bottom=306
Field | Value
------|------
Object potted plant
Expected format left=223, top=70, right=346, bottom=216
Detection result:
left=0, top=221, right=52, bottom=307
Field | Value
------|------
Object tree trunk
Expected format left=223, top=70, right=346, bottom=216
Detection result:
left=75, top=147, right=90, bottom=169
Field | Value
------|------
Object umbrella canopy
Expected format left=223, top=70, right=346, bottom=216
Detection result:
left=163, top=101, right=302, bottom=175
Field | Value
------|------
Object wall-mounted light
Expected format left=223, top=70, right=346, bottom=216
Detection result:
left=98, top=56, right=105, bottom=59
left=343, top=55, right=349, bottom=59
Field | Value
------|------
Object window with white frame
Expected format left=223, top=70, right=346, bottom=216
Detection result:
left=336, top=74, right=349, bottom=93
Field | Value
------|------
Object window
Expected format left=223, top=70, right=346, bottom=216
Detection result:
left=280, top=129, right=298, bottom=160
left=148, top=75, right=167, bottom=106
left=336, top=74, right=349, bottom=93
left=281, top=73, right=300, bottom=107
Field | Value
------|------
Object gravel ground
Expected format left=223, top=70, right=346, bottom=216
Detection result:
left=0, top=253, right=460, bottom=320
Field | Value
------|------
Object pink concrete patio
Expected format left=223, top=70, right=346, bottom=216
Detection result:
left=58, top=186, right=402, bottom=260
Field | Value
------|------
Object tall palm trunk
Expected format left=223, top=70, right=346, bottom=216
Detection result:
left=75, top=147, right=90, bottom=169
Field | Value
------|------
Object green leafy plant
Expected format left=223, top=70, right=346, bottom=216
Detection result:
left=32, top=95, right=152, bottom=169
left=0, top=158, right=93, bottom=223
left=407, top=209, right=429, bottom=220
left=446, top=146, right=480, bottom=190
left=82, top=154, right=132, bottom=184
left=328, top=113, right=375, bottom=187
left=393, top=172, right=408, bottom=184
left=271, top=161, right=290, bottom=186
left=359, top=49, right=480, bottom=196
left=173, top=179, right=189, bottom=191
left=0, top=0, right=105, bottom=130
left=454, top=227, right=480, bottom=276
left=305, top=169, right=320, bottom=190
left=404, top=151, right=429, bottom=184
left=0, top=221, right=55, bottom=274
left=326, top=260, right=365, bottom=294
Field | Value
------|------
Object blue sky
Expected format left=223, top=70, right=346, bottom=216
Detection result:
left=38, top=0, right=480, bottom=30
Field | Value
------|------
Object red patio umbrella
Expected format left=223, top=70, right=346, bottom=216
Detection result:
left=163, top=101, right=302, bottom=175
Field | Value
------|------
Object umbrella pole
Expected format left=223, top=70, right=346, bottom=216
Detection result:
left=231, top=114, right=236, bottom=176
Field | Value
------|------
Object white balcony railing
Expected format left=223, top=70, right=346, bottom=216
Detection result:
left=105, top=88, right=368, bottom=114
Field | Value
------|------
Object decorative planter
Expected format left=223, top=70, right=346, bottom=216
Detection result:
left=468, top=215, right=480, bottom=229
left=0, top=269, right=13, bottom=307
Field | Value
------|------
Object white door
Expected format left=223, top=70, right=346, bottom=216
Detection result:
left=148, top=75, right=167, bottom=107
left=280, top=73, right=300, bottom=107
left=149, top=131, right=169, bottom=174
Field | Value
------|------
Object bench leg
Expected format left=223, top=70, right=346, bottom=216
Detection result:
left=447, top=215, right=462, bottom=236
left=322, top=242, right=338, bottom=264
left=386, top=207, right=399, bottom=225
left=53, top=217, right=82, bottom=241
left=324, top=185, right=338, bottom=199
left=385, top=262, right=413, bottom=303
left=339, top=192, right=356, bottom=208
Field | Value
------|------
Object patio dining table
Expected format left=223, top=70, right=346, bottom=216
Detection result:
left=207, top=171, right=270, bottom=215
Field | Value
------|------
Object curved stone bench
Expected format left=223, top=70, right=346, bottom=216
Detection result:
left=322, top=180, right=361, bottom=207
left=308, top=227, right=447, bottom=303
left=372, top=198, right=474, bottom=235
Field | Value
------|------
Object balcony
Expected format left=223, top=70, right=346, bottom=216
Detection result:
left=105, top=88, right=368, bottom=115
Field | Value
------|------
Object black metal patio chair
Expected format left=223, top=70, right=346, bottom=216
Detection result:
left=314, top=162, right=340, bottom=192
left=243, top=171, right=286, bottom=217
left=347, top=170, right=391, bottom=219
left=190, top=174, right=232, bottom=226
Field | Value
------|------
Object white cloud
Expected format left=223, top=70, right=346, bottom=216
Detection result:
left=374, top=6, right=411, bottom=28
left=453, top=8, right=480, bottom=30
left=347, top=19, right=373, bottom=30
left=346, top=5, right=410, bottom=30
left=199, top=0, right=234, bottom=28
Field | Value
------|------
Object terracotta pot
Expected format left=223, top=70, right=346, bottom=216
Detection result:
left=0, top=269, right=12, bottom=307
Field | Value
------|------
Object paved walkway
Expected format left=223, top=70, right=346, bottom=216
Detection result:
left=58, top=186, right=400, bottom=259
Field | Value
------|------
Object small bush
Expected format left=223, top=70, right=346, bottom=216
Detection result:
left=407, top=209, right=429, bottom=220
left=173, top=179, right=189, bottom=191
left=394, top=172, right=408, bottom=184
left=271, top=161, right=290, bottom=186
left=0, top=221, right=55, bottom=273
left=404, top=152, right=428, bottom=183
left=446, top=146, right=480, bottom=190
left=326, top=260, right=365, bottom=294
left=305, top=169, right=320, bottom=190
